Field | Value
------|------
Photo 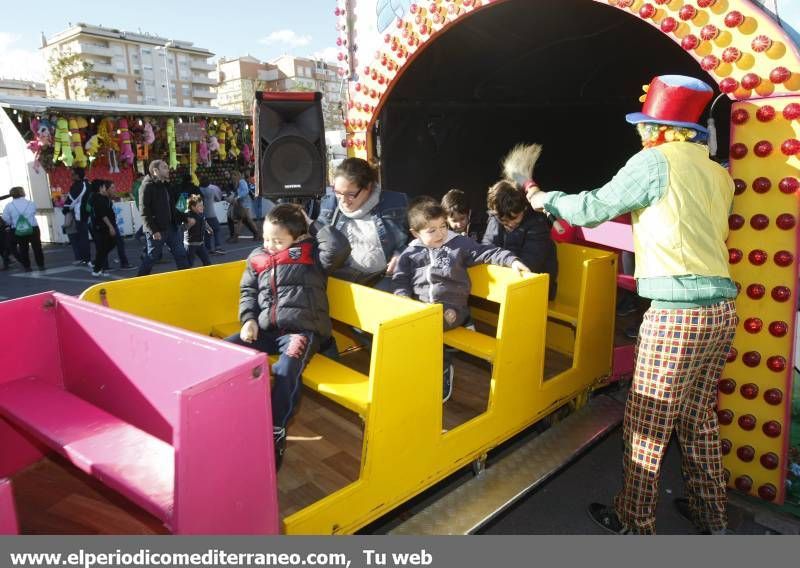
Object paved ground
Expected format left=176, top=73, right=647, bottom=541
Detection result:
left=3, top=233, right=800, bottom=535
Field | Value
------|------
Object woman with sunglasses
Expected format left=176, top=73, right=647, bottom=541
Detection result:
left=317, top=158, right=409, bottom=290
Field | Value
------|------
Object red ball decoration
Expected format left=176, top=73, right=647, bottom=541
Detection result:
left=679, top=5, right=696, bottom=20
left=722, top=47, right=742, bottom=63
left=772, top=285, right=791, bottom=302
left=719, top=78, right=739, bottom=94
left=721, top=439, right=732, bottom=455
left=700, top=24, right=720, bottom=41
left=749, top=214, right=769, bottom=230
left=681, top=35, right=700, bottom=51
left=779, top=177, right=799, bottom=194
left=752, top=35, right=773, bottom=53
left=774, top=251, right=793, bottom=267
left=762, top=420, right=782, bottom=437
left=729, top=214, right=745, bottom=229
left=697, top=0, right=716, bottom=7
left=731, top=109, right=750, bottom=124
left=728, top=248, right=743, bottom=264
left=763, top=388, right=783, bottom=405
left=756, top=106, right=776, bottom=122
left=783, top=103, right=800, bottom=120
left=752, top=177, right=771, bottom=193
left=730, top=143, right=748, bottom=159
left=754, top=140, right=773, bottom=157
left=746, top=284, right=765, bottom=299
left=653, top=0, right=670, bottom=4
left=724, top=11, right=745, bottom=28
left=736, top=445, right=755, bottom=462
left=760, top=452, right=779, bottom=470
left=741, top=73, right=761, bottom=90
left=738, top=414, right=757, bottom=430
left=733, top=178, right=747, bottom=194
left=700, top=55, right=720, bottom=71
left=718, top=378, right=736, bottom=394
left=740, top=382, right=759, bottom=398
left=639, top=0, right=656, bottom=16
left=768, top=320, right=789, bottom=337
left=660, top=17, right=678, bottom=33
left=726, top=347, right=738, bottom=363
left=766, top=356, right=786, bottom=372
left=617, top=0, right=634, bottom=6
left=770, top=67, right=792, bottom=84
left=717, top=408, right=734, bottom=425
left=776, top=213, right=796, bottom=230
left=742, top=351, right=761, bottom=367
left=748, top=249, right=767, bottom=265
left=758, top=484, right=777, bottom=501
left=781, top=138, right=800, bottom=156
left=743, top=319, right=763, bottom=334
left=735, top=475, right=753, bottom=493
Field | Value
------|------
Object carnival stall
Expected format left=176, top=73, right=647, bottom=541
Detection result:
left=0, top=96, right=254, bottom=243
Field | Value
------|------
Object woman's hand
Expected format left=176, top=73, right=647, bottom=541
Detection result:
left=511, top=260, right=530, bottom=274
left=240, top=320, right=259, bottom=343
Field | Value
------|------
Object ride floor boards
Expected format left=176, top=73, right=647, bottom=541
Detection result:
left=10, top=346, right=573, bottom=534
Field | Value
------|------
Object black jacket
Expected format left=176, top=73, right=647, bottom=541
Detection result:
left=239, top=223, right=351, bottom=338
left=90, top=193, right=116, bottom=233
left=482, top=209, right=558, bottom=300
left=139, top=175, right=185, bottom=234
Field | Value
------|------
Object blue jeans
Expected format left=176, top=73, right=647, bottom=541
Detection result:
left=68, top=219, right=91, bottom=262
left=115, top=232, right=129, bottom=265
left=204, top=217, right=222, bottom=250
left=226, top=330, right=319, bottom=429
left=252, top=197, right=263, bottom=220
left=136, top=225, right=189, bottom=276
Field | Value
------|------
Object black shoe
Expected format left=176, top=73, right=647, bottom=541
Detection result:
left=673, top=498, right=734, bottom=534
left=273, top=426, right=287, bottom=470
left=587, top=503, right=632, bottom=535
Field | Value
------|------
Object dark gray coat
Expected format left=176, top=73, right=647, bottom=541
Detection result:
left=392, top=232, right=518, bottom=309
left=239, top=224, right=350, bottom=338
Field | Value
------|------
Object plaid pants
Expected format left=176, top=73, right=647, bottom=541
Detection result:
left=614, top=300, right=737, bottom=534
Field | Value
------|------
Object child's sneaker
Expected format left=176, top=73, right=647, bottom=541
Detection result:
left=273, top=426, right=287, bottom=470
left=443, top=364, right=454, bottom=402
left=91, top=269, right=106, bottom=278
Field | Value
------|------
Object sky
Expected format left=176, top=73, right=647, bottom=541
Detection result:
left=0, top=0, right=798, bottom=83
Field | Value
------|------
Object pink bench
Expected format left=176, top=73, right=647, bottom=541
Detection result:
left=0, top=292, right=279, bottom=534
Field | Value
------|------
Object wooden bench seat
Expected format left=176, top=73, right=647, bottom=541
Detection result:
left=443, top=327, right=497, bottom=362
left=0, top=377, right=174, bottom=522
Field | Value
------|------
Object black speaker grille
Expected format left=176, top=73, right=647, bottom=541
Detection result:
left=261, top=135, right=324, bottom=196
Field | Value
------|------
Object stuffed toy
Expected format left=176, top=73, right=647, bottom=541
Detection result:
left=190, top=142, right=199, bottom=186
left=143, top=119, right=155, bottom=144
left=85, top=134, right=100, bottom=161
left=68, top=118, right=87, bottom=168
left=27, top=118, right=53, bottom=172
left=208, top=134, right=220, bottom=155
left=217, top=121, right=228, bottom=158
left=197, top=120, right=210, bottom=165
left=227, top=123, right=240, bottom=159
left=97, top=117, right=120, bottom=172
left=53, top=117, right=74, bottom=166
left=118, top=118, right=134, bottom=167
left=166, top=118, right=178, bottom=170
left=242, top=142, right=252, bottom=164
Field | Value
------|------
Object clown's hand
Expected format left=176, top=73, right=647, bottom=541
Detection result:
left=527, top=186, right=548, bottom=212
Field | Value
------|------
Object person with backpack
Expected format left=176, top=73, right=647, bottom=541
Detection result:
left=1, top=186, right=44, bottom=272
left=88, top=179, right=117, bottom=278
left=63, top=167, right=92, bottom=266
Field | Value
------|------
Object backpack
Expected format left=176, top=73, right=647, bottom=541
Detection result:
left=12, top=203, right=33, bottom=237
left=176, top=192, right=188, bottom=213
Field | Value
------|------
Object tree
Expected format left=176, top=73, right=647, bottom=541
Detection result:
left=47, top=48, right=114, bottom=100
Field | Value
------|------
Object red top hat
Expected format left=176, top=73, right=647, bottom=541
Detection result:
left=626, top=75, right=714, bottom=134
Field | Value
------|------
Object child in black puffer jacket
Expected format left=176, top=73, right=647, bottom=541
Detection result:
left=184, top=194, right=212, bottom=267
left=226, top=203, right=350, bottom=468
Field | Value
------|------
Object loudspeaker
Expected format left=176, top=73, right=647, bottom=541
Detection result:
left=253, top=91, right=326, bottom=198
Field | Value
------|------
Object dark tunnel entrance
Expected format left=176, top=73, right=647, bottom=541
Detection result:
left=376, top=0, right=731, bottom=222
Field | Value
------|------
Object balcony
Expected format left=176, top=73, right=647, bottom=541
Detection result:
left=190, top=59, right=215, bottom=71
left=191, top=75, right=216, bottom=85
left=88, top=62, right=116, bottom=74
left=192, top=88, right=214, bottom=98
left=76, top=43, right=113, bottom=58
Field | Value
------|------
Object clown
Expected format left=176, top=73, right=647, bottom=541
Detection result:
left=528, top=75, right=737, bottom=535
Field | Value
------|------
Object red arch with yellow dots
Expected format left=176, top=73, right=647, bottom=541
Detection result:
left=343, top=0, right=800, bottom=504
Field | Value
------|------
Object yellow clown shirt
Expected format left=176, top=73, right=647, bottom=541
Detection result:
left=543, top=141, right=737, bottom=308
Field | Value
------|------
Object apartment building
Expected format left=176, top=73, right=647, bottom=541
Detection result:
left=216, top=55, right=344, bottom=130
left=41, top=23, right=216, bottom=107
left=0, top=79, right=47, bottom=98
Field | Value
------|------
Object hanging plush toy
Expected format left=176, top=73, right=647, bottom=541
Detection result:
left=166, top=118, right=178, bottom=170
left=118, top=118, right=134, bottom=167
left=53, top=117, right=74, bottom=166
left=85, top=134, right=100, bottom=161
left=208, top=133, right=220, bottom=155
left=143, top=119, right=155, bottom=144
left=227, top=123, right=240, bottom=159
left=217, top=121, right=228, bottom=158
left=242, top=142, right=252, bottom=164
left=190, top=142, right=199, bottom=186
left=68, top=118, right=87, bottom=168
left=97, top=117, right=120, bottom=172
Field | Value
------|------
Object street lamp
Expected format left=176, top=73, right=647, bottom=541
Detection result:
left=155, top=40, right=175, bottom=107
